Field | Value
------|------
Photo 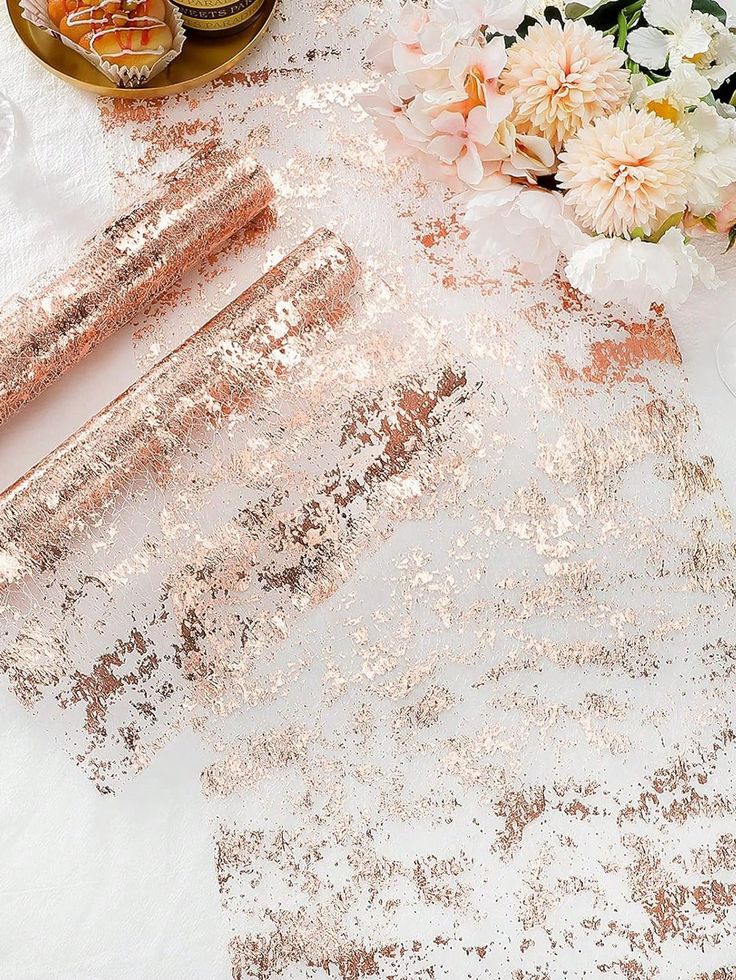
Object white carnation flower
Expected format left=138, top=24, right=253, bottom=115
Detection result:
left=461, top=181, right=581, bottom=281
left=565, top=228, right=719, bottom=312
left=434, top=0, right=528, bottom=37
left=682, top=104, right=736, bottom=214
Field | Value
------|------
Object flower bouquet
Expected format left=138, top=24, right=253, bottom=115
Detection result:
left=363, top=0, right=736, bottom=312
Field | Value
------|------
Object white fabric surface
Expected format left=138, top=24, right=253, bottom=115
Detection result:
left=2, top=3, right=736, bottom=978
left=0, top=12, right=231, bottom=979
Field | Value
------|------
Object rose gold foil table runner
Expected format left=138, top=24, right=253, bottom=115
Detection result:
left=0, top=261, right=479, bottom=792
left=0, top=228, right=360, bottom=590
left=0, top=139, right=275, bottom=426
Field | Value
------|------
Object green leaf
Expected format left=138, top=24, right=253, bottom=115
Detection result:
left=648, top=212, right=684, bottom=243
left=565, top=0, right=626, bottom=19
left=727, top=225, right=736, bottom=252
left=617, top=10, right=628, bottom=48
left=692, top=0, right=728, bottom=22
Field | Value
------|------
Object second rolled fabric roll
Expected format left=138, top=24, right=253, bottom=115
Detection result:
left=0, top=139, right=275, bottom=426
left=0, top=229, right=360, bottom=589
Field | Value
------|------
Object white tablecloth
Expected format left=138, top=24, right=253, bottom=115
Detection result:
left=2, top=3, right=736, bottom=978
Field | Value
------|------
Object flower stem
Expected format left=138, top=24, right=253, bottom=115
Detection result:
left=622, top=0, right=645, bottom=15
left=617, top=11, right=628, bottom=48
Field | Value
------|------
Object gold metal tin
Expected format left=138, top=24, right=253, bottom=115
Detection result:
left=175, top=0, right=266, bottom=34
left=6, top=0, right=277, bottom=98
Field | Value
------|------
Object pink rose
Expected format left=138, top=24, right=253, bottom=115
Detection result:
left=715, top=183, right=736, bottom=234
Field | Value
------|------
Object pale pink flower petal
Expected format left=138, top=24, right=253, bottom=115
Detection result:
left=392, top=41, right=426, bottom=75
left=485, top=91, right=514, bottom=125
left=394, top=112, right=431, bottom=146
left=366, top=31, right=395, bottom=74
left=427, top=133, right=466, bottom=162
left=466, top=105, right=496, bottom=144
left=405, top=94, right=444, bottom=137
left=432, top=110, right=467, bottom=136
left=393, top=6, right=429, bottom=45
left=456, top=142, right=485, bottom=185
left=448, top=37, right=508, bottom=94
left=481, top=35, right=508, bottom=75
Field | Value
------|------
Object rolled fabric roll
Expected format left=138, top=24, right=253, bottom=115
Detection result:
left=0, top=229, right=360, bottom=589
left=0, top=139, right=275, bottom=426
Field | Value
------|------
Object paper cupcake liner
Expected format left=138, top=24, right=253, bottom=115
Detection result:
left=20, top=0, right=185, bottom=88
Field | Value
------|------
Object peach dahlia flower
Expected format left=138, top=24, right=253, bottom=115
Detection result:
left=557, top=107, right=693, bottom=238
left=500, top=20, right=630, bottom=150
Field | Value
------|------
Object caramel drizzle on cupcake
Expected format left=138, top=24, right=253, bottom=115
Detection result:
left=64, top=0, right=120, bottom=26
left=55, top=0, right=170, bottom=60
left=87, top=18, right=168, bottom=58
